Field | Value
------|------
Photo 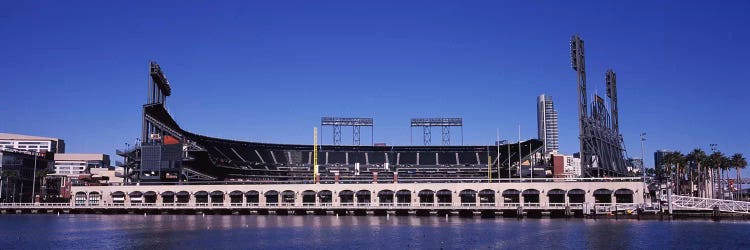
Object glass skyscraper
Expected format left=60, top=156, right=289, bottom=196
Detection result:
left=537, top=94, right=559, bottom=154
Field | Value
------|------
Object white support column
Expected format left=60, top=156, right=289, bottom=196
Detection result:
left=295, top=192, right=303, bottom=207
left=259, top=193, right=266, bottom=206
left=452, top=192, right=459, bottom=206
left=333, top=191, right=340, bottom=206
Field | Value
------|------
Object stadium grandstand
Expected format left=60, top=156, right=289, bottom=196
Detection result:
left=118, top=62, right=543, bottom=183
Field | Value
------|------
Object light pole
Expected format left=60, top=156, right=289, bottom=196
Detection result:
left=529, top=143, right=533, bottom=181
left=496, top=129, right=500, bottom=182
left=30, top=150, right=38, bottom=203
left=640, top=133, right=646, bottom=177
left=518, top=125, right=522, bottom=181
left=710, top=143, right=718, bottom=199
left=507, top=138, right=511, bottom=181
left=640, top=133, right=647, bottom=201
left=125, top=142, right=130, bottom=185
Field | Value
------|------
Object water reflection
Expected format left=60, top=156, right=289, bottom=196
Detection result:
left=1, top=215, right=749, bottom=249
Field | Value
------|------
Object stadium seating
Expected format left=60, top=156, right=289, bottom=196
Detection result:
left=437, top=152, right=457, bottom=165
left=419, top=152, right=437, bottom=165
left=348, top=152, right=366, bottom=165
left=398, top=152, right=417, bottom=165
left=368, top=152, right=387, bottom=165
left=458, top=152, right=478, bottom=165
left=144, top=103, right=543, bottom=182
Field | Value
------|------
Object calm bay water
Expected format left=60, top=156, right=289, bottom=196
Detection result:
left=0, top=215, right=748, bottom=249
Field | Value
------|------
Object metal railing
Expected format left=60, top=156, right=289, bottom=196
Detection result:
left=502, top=203, right=520, bottom=208
left=671, top=195, right=750, bottom=214
left=95, top=177, right=644, bottom=187
left=0, top=203, right=71, bottom=208
left=593, top=203, right=639, bottom=214
left=0, top=202, right=630, bottom=210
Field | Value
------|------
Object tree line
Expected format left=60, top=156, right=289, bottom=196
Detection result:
left=654, top=149, right=747, bottom=200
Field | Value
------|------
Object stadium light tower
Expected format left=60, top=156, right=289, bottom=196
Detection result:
left=143, top=61, right=172, bottom=145
left=410, top=118, right=463, bottom=146
left=321, top=117, right=374, bottom=146
left=571, top=35, right=629, bottom=177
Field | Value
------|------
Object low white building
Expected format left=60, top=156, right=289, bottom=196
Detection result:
left=54, top=153, right=110, bottom=176
left=551, top=153, right=582, bottom=178
left=90, top=167, right=124, bottom=184
left=0, top=133, right=65, bottom=153
left=564, top=155, right=582, bottom=177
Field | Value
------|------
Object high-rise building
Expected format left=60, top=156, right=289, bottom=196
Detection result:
left=537, top=94, right=559, bottom=154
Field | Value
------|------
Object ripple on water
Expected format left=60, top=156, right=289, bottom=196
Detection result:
left=0, top=215, right=749, bottom=249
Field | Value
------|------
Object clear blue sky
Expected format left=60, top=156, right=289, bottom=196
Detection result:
left=2, top=1, right=749, bottom=171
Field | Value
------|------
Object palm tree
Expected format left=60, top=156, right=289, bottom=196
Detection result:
left=720, top=154, right=731, bottom=199
left=685, top=150, right=696, bottom=196
left=672, top=152, right=686, bottom=195
left=660, top=152, right=684, bottom=194
left=708, top=151, right=729, bottom=198
left=706, top=152, right=717, bottom=198
left=708, top=151, right=726, bottom=199
left=686, top=149, right=708, bottom=197
left=663, top=152, right=673, bottom=191
left=730, top=153, right=746, bottom=200
left=34, top=169, right=50, bottom=201
left=1, top=170, right=20, bottom=203
left=659, top=152, right=673, bottom=180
